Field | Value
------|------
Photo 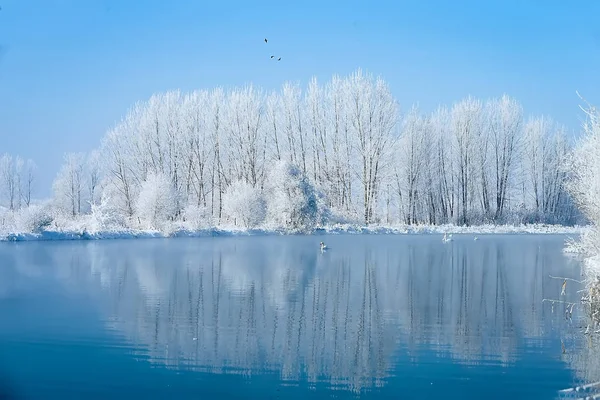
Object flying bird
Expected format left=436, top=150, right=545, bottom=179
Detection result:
left=270, top=55, right=274, bottom=59
left=277, top=57, right=281, bottom=61
left=264, top=38, right=268, bottom=43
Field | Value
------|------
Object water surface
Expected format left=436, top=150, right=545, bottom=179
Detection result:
left=0, top=234, right=593, bottom=399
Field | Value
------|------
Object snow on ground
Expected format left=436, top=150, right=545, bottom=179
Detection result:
left=0, top=223, right=589, bottom=242
left=318, top=223, right=587, bottom=235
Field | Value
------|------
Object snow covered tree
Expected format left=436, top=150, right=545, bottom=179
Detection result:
left=346, top=70, right=398, bottom=224
left=394, top=106, right=429, bottom=224
left=323, top=74, right=354, bottom=215
left=222, top=180, right=266, bottom=228
left=53, top=152, right=86, bottom=216
left=486, top=95, right=523, bottom=221
left=265, top=160, right=319, bottom=231
left=567, top=105, right=600, bottom=227
left=134, top=172, right=177, bottom=230
left=86, top=150, right=102, bottom=207
left=522, top=116, right=574, bottom=223
left=71, top=69, right=576, bottom=231
left=22, top=159, right=36, bottom=207
left=451, top=97, right=482, bottom=225
left=225, top=86, right=266, bottom=187
left=0, top=154, right=16, bottom=210
left=13, top=156, right=24, bottom=210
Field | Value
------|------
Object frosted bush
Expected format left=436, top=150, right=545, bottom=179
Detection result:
left=223, top=180, right=266, bottom=228
left=13, top=203, right=53, bottom=233
left=181, top=203, right=213, bottom=230
left=0, top=206, right=14, bottom=234
left=315, top=188, right=332, bottom=226
left=88, top=195, right=128, bottom=232
left=265, top=160, right=319, bottom=231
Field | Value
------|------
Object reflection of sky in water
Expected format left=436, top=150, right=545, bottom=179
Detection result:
left=0, top=234, right=592, bottom=399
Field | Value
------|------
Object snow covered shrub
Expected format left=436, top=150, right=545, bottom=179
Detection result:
left=223, top=180, right=266, bottom=228
left=314, top=187, right=332, bottom=226
left=134, top=172, right=178, bottom=230
left=13, top=203, right=53, bottom=233
left=0, top=206, right=13, bottom=234
left=181, top=203, right=213, bottom=230
left=264, top=160, right=319, bottom=231
left=87, top=194, right=128, bottom=232
left=100, top=177, right=137, bottom=221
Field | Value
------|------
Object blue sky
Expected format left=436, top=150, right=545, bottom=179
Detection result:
left=0, top=0, right=599, bottom=196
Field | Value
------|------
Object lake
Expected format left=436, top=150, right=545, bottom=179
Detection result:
left=0, top=234, right=596, bottom=399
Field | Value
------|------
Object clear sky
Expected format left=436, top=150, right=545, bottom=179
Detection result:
left=0, top=0, right=599, bottom=197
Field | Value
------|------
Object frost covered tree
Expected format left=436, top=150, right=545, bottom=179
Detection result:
left=0, top=154, right=37, bottom=211
left=53, top=153, right=86, bottom=216
left=99, top=109, right=143, bottom=218
left=0, top=154, right=16, bottom=210
left=22, top=159, right=36, bottom=207
left=346, top=70, right=398, bottom=224
left=86, top=150, right=102, bottom=207
left=13, top=156, right=24, bottom=210
left=429, top=106, right=456, bottom=224
left=48, top=69, right=577, bottom=231
left=316, top=75, right=354, bottom=216
left=567, top=105, right=600, bottom=227
left=452, top=97, right=482, bottom=225
left=394, top=107, right=429, bottom=224
left=280, top=82, right=307, bottom=172
left=134, top=172, right=177, bottom=230
left=222, top=180, right=266, bottom=228
left=225, top=85, right=266, bottom=187
left=522, top=116, right=574, bottom=223
left=486, top=95, right=523, bottom=221
left=265, top=160, right=319, bottom=231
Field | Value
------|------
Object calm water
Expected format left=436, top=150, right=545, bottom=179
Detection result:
left=0, top=234, right=595, bottom=399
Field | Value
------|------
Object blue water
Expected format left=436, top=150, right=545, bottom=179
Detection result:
left=0, top=234, right=593, bottom=399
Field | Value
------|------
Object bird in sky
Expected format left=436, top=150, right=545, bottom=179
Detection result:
left=264, top=38, right=268, bottom=43
left=278, top=57, right=281, bottom=61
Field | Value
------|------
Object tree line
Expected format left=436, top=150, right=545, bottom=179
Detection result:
left=2, top=69, right=581, bottom=230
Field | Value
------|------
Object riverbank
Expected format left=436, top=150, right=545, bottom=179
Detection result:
left=0, top=223, right=588, bottom=242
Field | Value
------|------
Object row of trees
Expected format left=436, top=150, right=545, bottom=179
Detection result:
left=0, top=154, right=36, bottom=211
left=48, top=69, right=579, bottom=230
left=395, top=99, right=575, bottom=226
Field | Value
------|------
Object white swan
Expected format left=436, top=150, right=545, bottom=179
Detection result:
left=442, top=233, right=453, bottom=243
left=320, top=241, right=328, bottom=251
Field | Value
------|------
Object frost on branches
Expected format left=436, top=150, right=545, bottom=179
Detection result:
left=134, top=172, right=178, bottom=231
left=264, top=160, right=320, bottom=232
left=0, top=69, right=587, bottom=239
left=565, top=101, right=600, bottom=330
left=223, top=180, right=266, bottom=228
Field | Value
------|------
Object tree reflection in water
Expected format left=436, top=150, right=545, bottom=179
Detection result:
left=0, top=234, right=589, bottom=394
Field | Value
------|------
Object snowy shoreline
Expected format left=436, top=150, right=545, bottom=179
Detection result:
left=0, top=223, right=588, bottom=242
